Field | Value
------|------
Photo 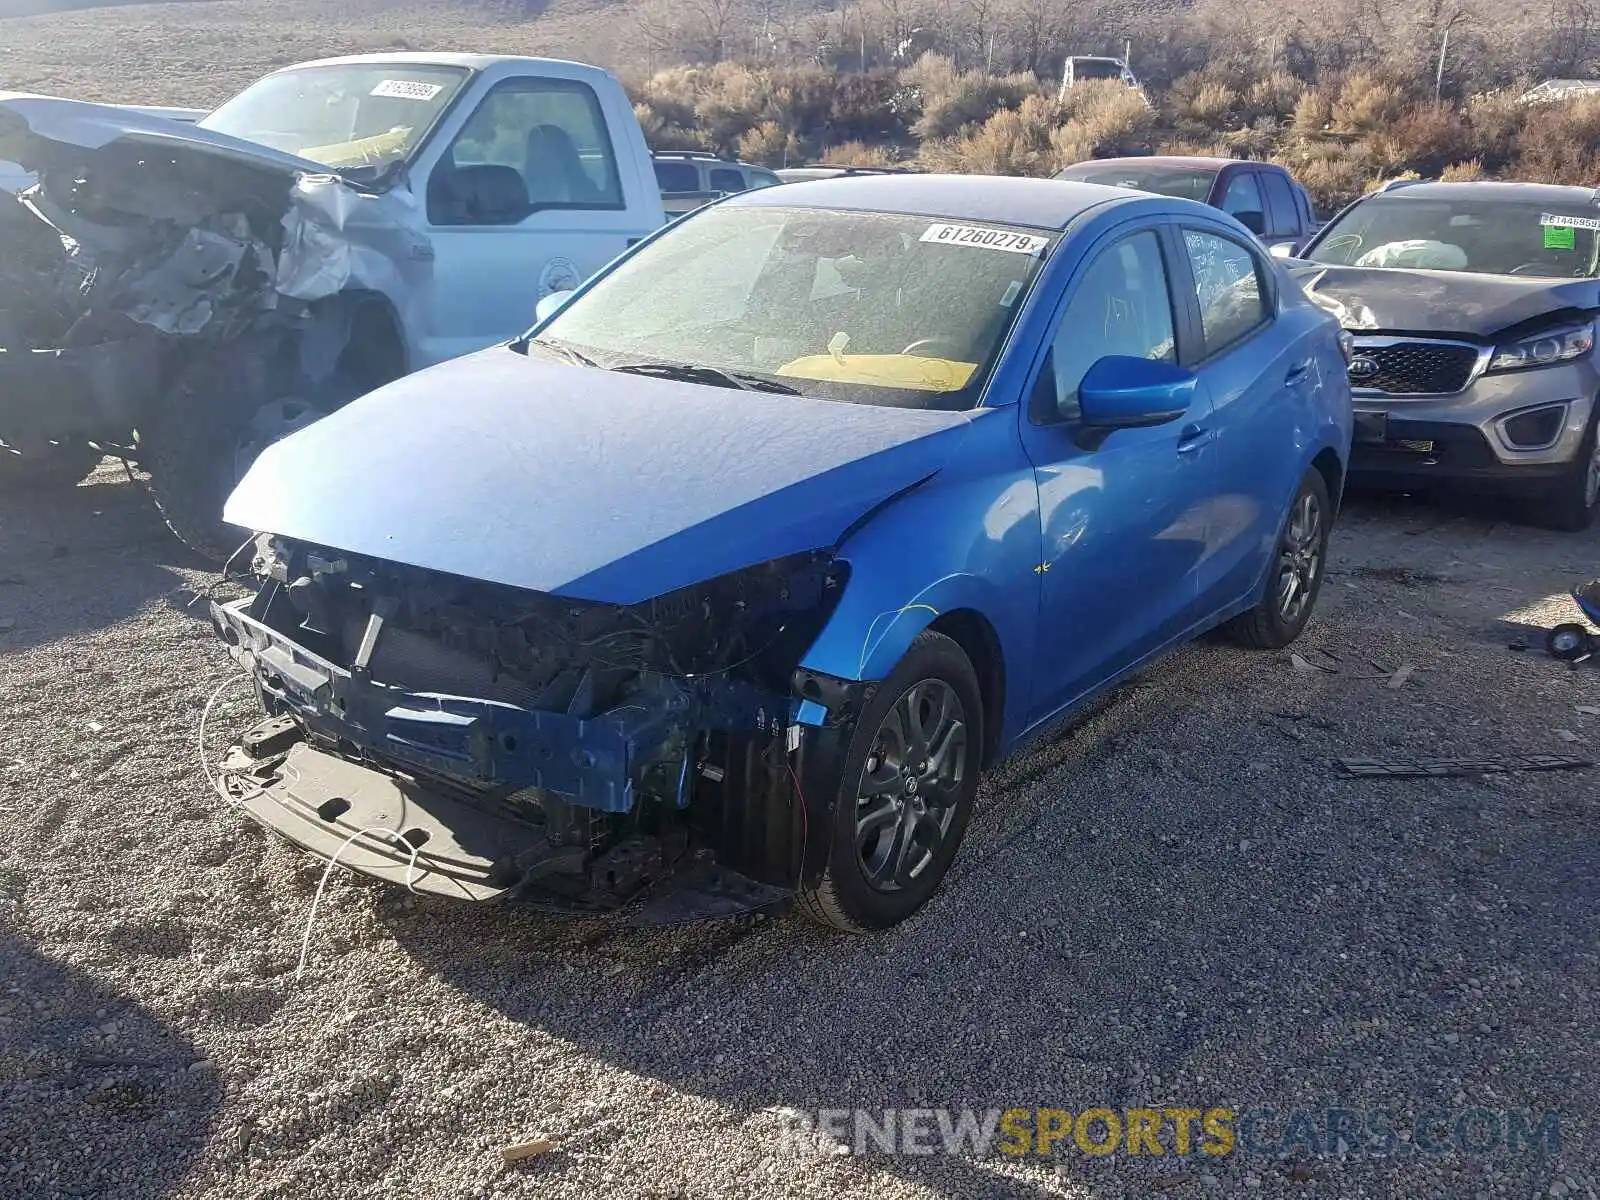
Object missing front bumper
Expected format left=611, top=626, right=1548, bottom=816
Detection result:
left=225, top=732, right=796, bottom=921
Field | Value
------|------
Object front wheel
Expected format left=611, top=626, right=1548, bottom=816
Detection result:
left=1547, top=623, right=1593, bottom=662
left=139, top=349, right=347, bottom=562
left=1225, top=467, right=1332, bottom=650
left=1525, top=410, right=1600, bottom=533
left=799, top=630, right=983, bottom=933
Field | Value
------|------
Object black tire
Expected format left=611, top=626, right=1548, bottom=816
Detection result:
left=799, top=630, right=983, bottom=933
left=1547, top=623, right=1593, bottom=662
left=140, top=347, right=353, bottom=562
left=1225, top=467, right=1332, bottom=650
left=1524, top=410, right=1600, bottom=532
left=0, top=443, right=102, bottom=491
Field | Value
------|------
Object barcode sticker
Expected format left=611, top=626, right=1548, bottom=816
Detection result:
left=920, top=223, right=1050, bottom=255
left=370, top=79, right=444, bottom=101
left=1541, top=212, right=1600, bottom=231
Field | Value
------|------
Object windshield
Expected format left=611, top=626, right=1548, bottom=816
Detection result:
left=1056, top=163, right=1216, bottom=203
left=200, top=63, right=469, bottom=180
left=1072, top=60, right=1126, bottom=81
left=1307, top=196, right=1600, bottom=278
left=533, top=205, right=1056, bottom=410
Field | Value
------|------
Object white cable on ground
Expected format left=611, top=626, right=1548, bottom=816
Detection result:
left=295, top=825, right=424, bottom=980
left=198, top=673, right=263, bottom=807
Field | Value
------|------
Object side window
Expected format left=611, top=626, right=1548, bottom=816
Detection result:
left=1182, top=229, right=1270, bottom=356
left=709, top=167, right=746, bottom=193
left=653, top=160, right=698, bottom=193
left=1260, top=171, right=1299, bottom=238
left=1220, top=171, right=1266, bottom=236
left=429, top=78, right=622, bottom=226
left=748, top=169, right=782, bottom=189
left=1044, top=230, right=1177, bottom=424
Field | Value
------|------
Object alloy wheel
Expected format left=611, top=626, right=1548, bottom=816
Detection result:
left=1276, top=489, right=1324, bottom=625
left=854, top=678, right=969, bottom=893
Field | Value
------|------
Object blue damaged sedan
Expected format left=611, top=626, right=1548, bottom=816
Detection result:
left=208, top=175, right=1352, bottom=932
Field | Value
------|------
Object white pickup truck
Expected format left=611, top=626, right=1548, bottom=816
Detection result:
left=0, top=54, right=665, bottom=558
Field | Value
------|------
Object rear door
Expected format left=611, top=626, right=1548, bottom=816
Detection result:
left=1018, top=221, right=1217, bottom=720
left=1258, top=168, right=1305, bottom=249
left=1171, top=223, right=1306, bottom=612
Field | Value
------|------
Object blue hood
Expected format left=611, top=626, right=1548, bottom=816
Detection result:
left=225, top=349, right=972, bottom=604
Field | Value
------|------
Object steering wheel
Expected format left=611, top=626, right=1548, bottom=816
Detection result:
left=901, top=336, right=965, bottom=359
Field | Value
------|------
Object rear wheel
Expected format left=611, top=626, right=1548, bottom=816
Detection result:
left=799, top=630, right=982, bottom=933
left=1225, top=467, right=1332, bottom=650
left=1547, top=623, right=1593, bottom=662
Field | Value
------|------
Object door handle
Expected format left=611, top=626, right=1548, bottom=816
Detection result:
left=1285, top=361, right=1313, bottom=386
left=1177, top=423, right=1213, bottom=455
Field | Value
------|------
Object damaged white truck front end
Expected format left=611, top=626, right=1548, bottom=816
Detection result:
left=0, top=54, right=665, bottom=559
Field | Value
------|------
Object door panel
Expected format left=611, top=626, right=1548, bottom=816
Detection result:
left=1019, top=225, right=1216, bottom=721
left=1177, top=226, right=1305, bottom=610
left=419, top=77, right=641, bottom=367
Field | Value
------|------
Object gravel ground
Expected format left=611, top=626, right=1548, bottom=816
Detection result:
left=1, top=464, right=1597, bottom=1200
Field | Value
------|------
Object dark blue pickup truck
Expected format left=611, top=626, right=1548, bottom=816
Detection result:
left=1055, top=155, right=1320, bottom=255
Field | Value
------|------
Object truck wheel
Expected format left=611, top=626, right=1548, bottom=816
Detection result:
left=1225, top=467, right=1332, bottom=650
left=0, top=443, right=103, bottom=491
left=1525, top=410, right=1600, bottom=533
left=798, top=630, right=982, bottom=933
left=140, top=350, right=351, bottom=562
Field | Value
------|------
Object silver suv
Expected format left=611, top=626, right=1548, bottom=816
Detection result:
left=1296, top=181, right=1600, bottom=530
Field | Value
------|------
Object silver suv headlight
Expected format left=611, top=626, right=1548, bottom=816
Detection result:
left=1487, top=322, right=1595, bottom=373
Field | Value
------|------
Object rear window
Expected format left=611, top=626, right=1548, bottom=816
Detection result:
left=654, top=161, right=699, bottom=193
left=1056, top=163, right=1217, bottom=203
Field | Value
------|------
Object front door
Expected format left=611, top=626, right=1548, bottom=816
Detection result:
left=1019, top=224, right=1217, bottom=721
left=416, top=76, right=644, bottom=368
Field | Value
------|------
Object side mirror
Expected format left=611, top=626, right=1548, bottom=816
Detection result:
left=1235, top=210, right=1266, bottom=236
left=1076, top=356, right=1197, bottom=433
left=535, top=290, right=575, bottom=324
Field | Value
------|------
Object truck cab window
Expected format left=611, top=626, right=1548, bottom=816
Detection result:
left=430, top=78, right=623, bottom=225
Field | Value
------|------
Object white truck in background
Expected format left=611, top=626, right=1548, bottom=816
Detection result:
left=0, top=54, right=666, bottom=558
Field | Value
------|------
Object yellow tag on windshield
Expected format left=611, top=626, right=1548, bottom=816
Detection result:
left=776, top=353, right=978, bottom=392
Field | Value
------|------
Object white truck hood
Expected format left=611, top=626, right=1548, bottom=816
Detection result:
left=0, top=93, right=323, bottom=179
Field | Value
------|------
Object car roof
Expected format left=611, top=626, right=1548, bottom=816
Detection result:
left=731, top=172, right=1155, bottom=229
left=1356, top=179, right=1600, bottom=204
left=276, top=52, right=616, bottom=82
left=1061, top=155, right=1252, bottom=172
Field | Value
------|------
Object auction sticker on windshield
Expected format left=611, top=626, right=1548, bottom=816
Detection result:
left=921, top=224, right=1050, bottom=255
left=370, top=79, right=444, bottom=101
left=1541, top=213, right=1600, bottom=231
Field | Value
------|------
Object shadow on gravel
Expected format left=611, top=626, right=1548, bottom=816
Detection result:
left=0, top=932, right=223, bottom=1199
left=0, top=463, right=218, bottom=651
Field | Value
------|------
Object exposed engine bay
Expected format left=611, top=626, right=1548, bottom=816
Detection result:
left=210, top=535, right=864, bottom=919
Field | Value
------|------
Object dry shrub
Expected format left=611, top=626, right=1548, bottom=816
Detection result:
left=633, top=101, right=705, bottom=152
left=1058, top=80, right=1155, bottom=150
left=692, top=62, right=770, bottom=151
left=921, top=93, right=1058, bottom=176
left=1464, top=90, right=1526, bottom=170
left=1331, top=71, right=1409, bottom=134
left=903, top=53, right=1042, bottom=140
left=1440, top=159, right=1486, bottom=181
left=820, top=140, right=900, bottom=167
left=1291, top=88, right=1334, bottom=136
left=1371, top=105, right=1473, bottom=174
left=1172, top=74, right=1241, bottom=125
left=738, top=121, right=800, bottom=166
left=1243, top=71, right=1307, bottom=124
left=1293, top=141, right=1378, bottom=211
left=1514, top=96, right=1600, bottom=183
